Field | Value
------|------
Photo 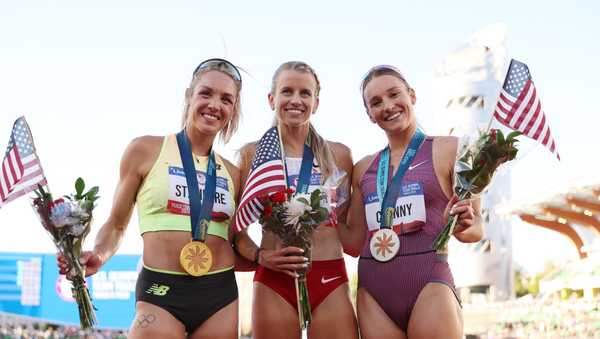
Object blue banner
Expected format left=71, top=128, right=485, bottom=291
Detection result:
left=0, top=252, right=139, bottom=329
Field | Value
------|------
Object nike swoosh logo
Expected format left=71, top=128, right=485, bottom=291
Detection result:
left=408, top=161, right=428, bottom=171
left=321, top=276, right=341, bottom=284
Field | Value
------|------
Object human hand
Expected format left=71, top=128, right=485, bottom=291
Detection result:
left=257, top=246, right=308, bottom=278
left=56, top=251, right=103, bottom=279
left=443, top=195, right=475, bottom=235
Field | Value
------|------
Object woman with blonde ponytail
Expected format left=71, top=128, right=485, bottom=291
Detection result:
left=59, top=58, right=244, bottom=339
left=233, top=61, right=358, bottom=339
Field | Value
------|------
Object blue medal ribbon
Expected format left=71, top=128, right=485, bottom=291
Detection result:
left=285, top=144, right=315, bottom=195
left=176, top=130, right=217, bottom=241
left=376, top=129, right=425, bottom=230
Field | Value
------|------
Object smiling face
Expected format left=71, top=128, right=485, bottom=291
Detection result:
left=268, top=70, right=319, bottom=128
left=363, top=74, right=416, bottom=133
left=184, top=70, right=239, bottom=138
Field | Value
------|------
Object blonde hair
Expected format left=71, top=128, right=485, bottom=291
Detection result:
left=270, top=61, right=336, bottom=180
left=181, top=63, right=242, bottom=144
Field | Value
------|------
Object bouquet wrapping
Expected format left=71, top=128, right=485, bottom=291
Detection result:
left=321, top=169, right=350, bottom=227
left=31, top=178, right=99, bottom=329
left=433, top=129, right=521, bottom=253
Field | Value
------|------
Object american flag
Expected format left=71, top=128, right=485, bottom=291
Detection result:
left=235, top=127, right=286, bottom=231
left=0, top=117, right=47, bottom=207
left=493, top=59, right=560, bottom=160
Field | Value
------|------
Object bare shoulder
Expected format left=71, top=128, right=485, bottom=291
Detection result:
left=237, top=141, right=257, bottom=165
left=432, top=135, right=459, bottom=162
left=326, top=141, right=351, bottom=158
left=239, top=141, right=257, bottom=156
left=431, top=135, right=458, bottom=198
left=326, top=140, right=352, bottom=169
left=128, top=135, right=163, bottom=150
left=122, top=135, right=164, bottom=176
left=432, top=135, right=458, bottom=152
left=353, top=153, right=377, bottom=185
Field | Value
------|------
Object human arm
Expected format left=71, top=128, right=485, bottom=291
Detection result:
left=342, top=155, right=373, bottom=257
left=58, top=136, right=158, bottom=276
left=328, top=142, right=361, bottom=256
left=231, top=142, right=307, bottom=277
left=221, top=153, right=257, bottom=271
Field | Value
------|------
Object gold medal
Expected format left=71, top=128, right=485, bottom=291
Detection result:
left=179, top=241, right=213, bottom=276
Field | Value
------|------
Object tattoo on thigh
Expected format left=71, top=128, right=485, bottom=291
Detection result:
left=135, top=313, right=156, bottom=328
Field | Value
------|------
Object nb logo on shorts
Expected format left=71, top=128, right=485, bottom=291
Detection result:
left=146, top=283, right=170, bottom=296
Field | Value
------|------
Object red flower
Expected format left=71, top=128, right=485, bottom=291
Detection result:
left=270, top=191, right=286, bottom=203
left=490, top=129, right=498, bottom=142
left=48, top=198, right=64, bottom=209
left=286, top=188, right=295, bottom=196
left=263, top=204, right=273, bottom=218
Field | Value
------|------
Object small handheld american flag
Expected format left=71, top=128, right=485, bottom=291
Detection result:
left=0, top=116, right=48, bottom=208
left=493, top=59, right=560, bottom=160
left=234, top=127, right=286, bottom=232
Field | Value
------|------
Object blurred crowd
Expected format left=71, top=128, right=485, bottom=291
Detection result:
left=466, top=297, right=600, bottom=338
left=2, top=297, right=599, bottom=338
left=0, top=319, right=126, bottom=339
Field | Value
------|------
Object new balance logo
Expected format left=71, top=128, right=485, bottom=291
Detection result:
left=146, top=284, right=170, bottom=296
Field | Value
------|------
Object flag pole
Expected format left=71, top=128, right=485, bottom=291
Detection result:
left=276, top=124, right=288, bottom=186
left=485, top=109, right=495, bottom=133
left=485, top=59, right=512, bottom=134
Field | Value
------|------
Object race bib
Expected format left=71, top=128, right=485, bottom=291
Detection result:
left=365, top=181, right=426, bottom=233
left=286, top=171, right=322, bottom=189
left=166, top=166, right=233, bottom=216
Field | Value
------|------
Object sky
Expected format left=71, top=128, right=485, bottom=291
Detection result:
left=0, top=0, right=598, bottom=275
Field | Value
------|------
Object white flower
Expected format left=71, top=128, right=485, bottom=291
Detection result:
left=70, top=203, right=90, bottom=220
left=284, top=196, right=312, bottom=225
left=68, top=223, right=87, bottom=237
left=50, top=201, right=79, bottom=228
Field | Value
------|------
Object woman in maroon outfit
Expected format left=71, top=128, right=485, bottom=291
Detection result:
left=345, top=65, right=483, bottom=339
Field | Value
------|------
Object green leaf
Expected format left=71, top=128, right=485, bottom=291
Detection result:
left=85, top=186, right=99, bottom=200
left=507, top=131, right=522, bottom=142
left=75, top=178, right=85, bottom=197
left=315, top=208, right=329, bottom=222
left=496, top=130, right=505, bottom=145
left=34, top=187, right=43, bottom=199
left=310, top=190, right=321, bottom=207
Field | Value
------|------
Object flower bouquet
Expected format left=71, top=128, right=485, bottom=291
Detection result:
left=31, top=178, right=99, bottom=329
left=259, top=188, right=329, bottom=330
left=432, top=128, right=521, bottom=253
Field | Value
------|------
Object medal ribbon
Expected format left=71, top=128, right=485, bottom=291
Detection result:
left=279, top=128, right=315, bottom=195
left=376, top=129, right=425, bottom=229
left=176, top=130, right=217, bottom=241
left=284, top=144, right=315, bottom=195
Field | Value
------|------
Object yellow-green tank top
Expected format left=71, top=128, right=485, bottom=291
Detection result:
left=136, top=135, right=236, bottom=240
